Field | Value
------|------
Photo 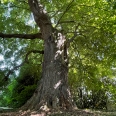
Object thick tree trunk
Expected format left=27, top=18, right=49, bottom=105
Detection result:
left=21, top=0, right=75, bottom=111
left=22, top=39, right=74, bottom=110
left=22, top=32, right=74, bottom=110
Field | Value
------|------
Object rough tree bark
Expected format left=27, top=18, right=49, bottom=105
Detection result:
left=21, top=0, right=75, bottom=111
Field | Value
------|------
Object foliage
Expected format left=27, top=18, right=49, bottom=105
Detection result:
left=0, top=64, right=41, bottom=108
left=0, top=0, right=116, bottom=110
left=10, top=84, right=37, bottom=108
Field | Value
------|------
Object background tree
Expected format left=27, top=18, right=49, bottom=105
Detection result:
left=0, top=0, right=116, bottom=111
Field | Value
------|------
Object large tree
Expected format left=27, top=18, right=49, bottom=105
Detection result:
left=0, top=0, right=115, bottom=111
left=21, top=0, right=75, bottom=110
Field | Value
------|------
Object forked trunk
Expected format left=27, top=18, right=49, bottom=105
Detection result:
left=21, top=0, right=75, bottom=111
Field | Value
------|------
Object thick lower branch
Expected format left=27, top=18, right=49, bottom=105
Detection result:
left=0, top=33, right=42, bottom=39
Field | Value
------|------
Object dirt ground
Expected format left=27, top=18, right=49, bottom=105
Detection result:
left=0, top=109, right=116, bottom=116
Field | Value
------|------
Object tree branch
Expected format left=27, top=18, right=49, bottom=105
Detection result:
left=67, top=25, right=79, bottom=47
left=0, top=33, right=42, bottom=39
left=55, top=0, right=75, bottom=28
left=24, top=50, right=44, bottom=62
left=59, top=20, right=75, bottom=24
left=3, top=50, right=44, bottom=82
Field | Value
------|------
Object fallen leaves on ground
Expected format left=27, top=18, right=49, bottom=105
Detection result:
left=0, top=109, right=116, bottom=116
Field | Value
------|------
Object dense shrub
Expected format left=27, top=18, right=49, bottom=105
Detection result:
left=10, top=85, right=37, bottom=108
left=0, top=64, right=41, bottom=108
left=73, top=88, right=107, bottom=110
